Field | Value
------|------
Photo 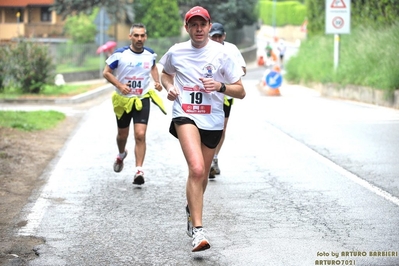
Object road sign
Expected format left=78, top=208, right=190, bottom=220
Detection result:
left=325, top=0, right=351, bottom=34
left=331, top=0, right=346, bottom=8
left=332, top=16, right=344, bottom=29
left=265, top=71, right=282, bottom=89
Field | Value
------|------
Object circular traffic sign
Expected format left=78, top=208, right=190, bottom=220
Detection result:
left=265, top=71, right=283, bottom=89
left=332, top=16, right=344, bottom=29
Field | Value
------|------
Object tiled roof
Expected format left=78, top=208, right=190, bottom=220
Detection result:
left=0, top=0, right=54, bottom=7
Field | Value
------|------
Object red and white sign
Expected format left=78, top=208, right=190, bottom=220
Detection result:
left=325, top=0, right=351, bottom=34
left=331, top=0, right=346, bottom=8
left=332, top=16, right=344, bottom=29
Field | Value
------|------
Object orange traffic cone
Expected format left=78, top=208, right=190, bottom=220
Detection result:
left=257, top=55, right=265, bottom=66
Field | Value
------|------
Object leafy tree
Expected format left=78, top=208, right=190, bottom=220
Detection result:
left=133, top=0, right=181, bottom=38
left=53, top=0, right=258, bottom=37
left=54, top=0, right=181, bottom=38
left=351, top=0, right=399, bottom=26
left=64, top=12, right=97, bottom=43
left=177, top=0, right=258, bottom=31
left=304, top=0, right=324, bottom=35
left=53, top=0, right=130, bottom=23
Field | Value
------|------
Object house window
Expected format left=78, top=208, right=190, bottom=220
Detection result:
left=15, top=8, right=24, bottom=22
left=41, top=7, right=51, bottom=22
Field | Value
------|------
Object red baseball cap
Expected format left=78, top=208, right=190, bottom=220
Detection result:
left=184, top=6, right=211, bottom=24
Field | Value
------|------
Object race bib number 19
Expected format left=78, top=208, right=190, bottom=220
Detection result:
left=181, top=85, right=211, bottom=114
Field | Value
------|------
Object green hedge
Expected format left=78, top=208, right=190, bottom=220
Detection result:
left=258, top=0, right=307, bottom=26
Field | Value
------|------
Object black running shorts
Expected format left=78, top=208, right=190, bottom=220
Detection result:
left=116, top=98, right=150, bottom=128
left=169, top=117, right=223, bottom=149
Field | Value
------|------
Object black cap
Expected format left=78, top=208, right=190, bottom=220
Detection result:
left=209, top=22, right=225, bottom=36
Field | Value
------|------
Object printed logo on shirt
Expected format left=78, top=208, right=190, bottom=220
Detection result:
left=128, top=62, right=143, bottom=67
left=202, top=63, right=216, bottom=78
left=127, top=76, right=144, bottom=81
left=127, top=61, right=150, bottom=69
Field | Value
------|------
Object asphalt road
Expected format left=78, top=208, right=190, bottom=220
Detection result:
left=13, top=68, right=399, bottom=266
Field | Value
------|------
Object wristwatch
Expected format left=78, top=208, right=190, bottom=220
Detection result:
left=218, top=82, right=226, bottom=93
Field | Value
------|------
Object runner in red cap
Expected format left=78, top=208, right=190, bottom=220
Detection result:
left=160, top=6, right=246, bottom=252
left=184, top=6, right=211, bottom=24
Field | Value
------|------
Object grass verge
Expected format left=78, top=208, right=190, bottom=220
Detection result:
left=0, top=82, right=105, bottom=131
left=0, top=83, right=104, bottom=99
left=0, top=111, right=65, bottom=131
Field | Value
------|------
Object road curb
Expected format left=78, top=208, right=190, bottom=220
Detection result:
left=55, top=83, right=113, bottom=104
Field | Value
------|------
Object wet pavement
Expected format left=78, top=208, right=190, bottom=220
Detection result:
left=2, top=68, right=397, bottom=265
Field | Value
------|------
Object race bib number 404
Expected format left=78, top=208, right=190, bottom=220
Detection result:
left=181, top=85, right=212, bottom=114
left=127, top=79, right=144, bottom=96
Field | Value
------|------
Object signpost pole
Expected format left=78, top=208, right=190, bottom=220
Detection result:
left=325, top=0, right=350, bottom=71
left=99, top=8, right=104, bottom=79
left=334, top=34, right=340, bottom=71
left=272, top=0, right=277, bottom=37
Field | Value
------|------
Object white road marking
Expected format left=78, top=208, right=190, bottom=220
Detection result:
left=276, top=125, right=399, bottom=207
left=314, top=152, right=399, bottom=207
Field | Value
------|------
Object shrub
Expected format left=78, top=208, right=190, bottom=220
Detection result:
left=8, top=41, right=55, bottom=94
left=0, top=46, right=10, bottom=92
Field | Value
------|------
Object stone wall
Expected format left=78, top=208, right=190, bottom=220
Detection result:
left=258, top=25, right=307, bottom=43
left=311, top=83, right=399, bottom=109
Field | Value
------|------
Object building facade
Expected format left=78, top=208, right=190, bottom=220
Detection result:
left=0, top=0, right=65, bottom=41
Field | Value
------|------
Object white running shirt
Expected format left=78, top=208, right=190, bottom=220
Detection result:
left=223, top=41, right=246, bottom=100
left=159, top=40, right=243, bottom=130
left=224, top=41, right=246, bottom=69
left=106, top=46, right=157, bottom=98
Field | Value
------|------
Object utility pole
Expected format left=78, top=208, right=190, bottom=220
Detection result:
left=272, top=0, right=277, bottom=37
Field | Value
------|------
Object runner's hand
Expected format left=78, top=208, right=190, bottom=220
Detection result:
left=167, top=86, right=180, bottom=101
left=154, top=82, right=162, bottom=92
left=118, top=83, right=131, bottom=95
left=199, top=78, right=219, bottom=92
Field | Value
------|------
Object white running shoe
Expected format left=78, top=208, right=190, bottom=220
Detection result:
left=113, top=150, right=128, bottom=173
left=133, top=170, right=145, bottom=185
left=209, top=158, right=220, bottom=179
left=186, top=205, right=193, bottom=237
left=191, top=227, right=210, bottom=252
left=212, top=158, right=220, bottom=175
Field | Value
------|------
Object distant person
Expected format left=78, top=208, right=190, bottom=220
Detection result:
left=159, top=6, right=246, bottom=252
left=277, top=39, right=287, bottom=67
left=265, top=41, right=272, bottom=58
left=103, top=23, right=165, bottom=185
left=208, top=22, right=246, bottom=178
